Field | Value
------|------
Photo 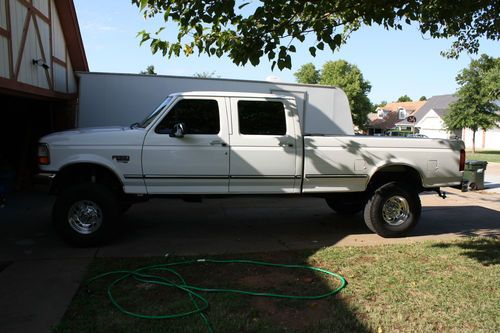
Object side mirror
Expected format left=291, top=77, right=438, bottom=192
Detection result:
left=169, top=123, right=185, bottom=138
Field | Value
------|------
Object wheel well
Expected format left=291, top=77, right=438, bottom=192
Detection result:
left=368, top=165, right=423, bottom=193
left=51, top=163, right=123, bottom=194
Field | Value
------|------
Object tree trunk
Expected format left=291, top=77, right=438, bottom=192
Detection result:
left=472, top=130, right=476, bottom=153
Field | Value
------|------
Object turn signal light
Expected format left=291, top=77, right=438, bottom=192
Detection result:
left=459, top=149, right=465, bottom=171
left=38, top=143, right=50, bottom=165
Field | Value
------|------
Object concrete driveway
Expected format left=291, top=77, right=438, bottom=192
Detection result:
left=1, top=165, right=499, bottom=332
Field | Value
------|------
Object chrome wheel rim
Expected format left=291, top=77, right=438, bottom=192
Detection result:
left=382, top=196, right=410, bottom=226
left=68, top=200, right=103, bottom=234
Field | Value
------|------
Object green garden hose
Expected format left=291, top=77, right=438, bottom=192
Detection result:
left=87, top=258, right=347, bottom=333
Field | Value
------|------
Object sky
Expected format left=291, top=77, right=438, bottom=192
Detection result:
left=73, top=1, right=499, bottom=104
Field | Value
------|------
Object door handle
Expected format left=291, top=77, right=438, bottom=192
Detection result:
left=279, top=142, right=294, bottom=147
left=210, top=140, right=227, bottom=147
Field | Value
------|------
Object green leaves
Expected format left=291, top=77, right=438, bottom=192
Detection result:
left=139, top=0, right=148, bottom=11
left=132, top=0, right=499, bottom=70
left=444, top=55, right=500, bottom=152
left=301, top=60, right=373, bottom=130
left=397, top=95, right=412, bottom=102
left=294, top=63, right=320, bottom=84
left=137, top=30, right=150, bottom=46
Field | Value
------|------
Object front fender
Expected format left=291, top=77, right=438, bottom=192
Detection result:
left=54, top=154, right=125, bottom=183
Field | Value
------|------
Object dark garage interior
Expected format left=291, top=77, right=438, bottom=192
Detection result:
left=0, top=94, right=75, bottom=192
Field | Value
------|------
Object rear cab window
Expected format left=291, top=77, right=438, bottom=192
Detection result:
left=237, top=101, right=286, bottom=135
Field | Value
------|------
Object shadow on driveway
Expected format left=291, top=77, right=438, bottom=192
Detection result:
left=0, top=192, right=499, bottom=260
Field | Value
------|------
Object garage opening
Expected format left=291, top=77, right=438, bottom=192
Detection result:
left=0, top=93, right=75, bottom=191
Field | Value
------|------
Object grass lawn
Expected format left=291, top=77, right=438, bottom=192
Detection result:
left=466, top=150, right=500, bottom=163
left=55, top=238, right=499, bottom=333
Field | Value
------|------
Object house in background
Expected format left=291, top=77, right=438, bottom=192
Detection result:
left=367, top=101, right=426, bottom=135
left=413, top=95, right=500, bottom=149
left=0, top=0, right=88, bottom=186
left=413, top=94, right=458, bottom=139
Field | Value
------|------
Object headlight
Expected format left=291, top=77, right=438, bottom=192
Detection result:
left=38, top=143, right=50, bottom=165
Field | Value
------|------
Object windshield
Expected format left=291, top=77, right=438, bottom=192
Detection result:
left=137, top=96, right=174, bottom=128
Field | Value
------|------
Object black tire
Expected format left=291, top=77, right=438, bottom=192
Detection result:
left=363, top=182, right=421, bottom=238
left=325, top=199, right=363, bottom=215
left=53, top=183, right=121, bottom=246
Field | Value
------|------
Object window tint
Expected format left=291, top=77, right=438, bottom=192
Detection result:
left=238, top=101, right=286, bottom=135
left=155, top=99, right=220, bottom=134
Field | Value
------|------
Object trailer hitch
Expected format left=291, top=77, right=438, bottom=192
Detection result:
left=435, top=188, right=447, bottom=199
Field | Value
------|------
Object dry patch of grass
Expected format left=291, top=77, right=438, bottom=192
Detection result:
left=55, top=238, right=499, bottom=333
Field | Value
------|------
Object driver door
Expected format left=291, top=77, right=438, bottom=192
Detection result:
left=142, top=96, right=230, bottom=194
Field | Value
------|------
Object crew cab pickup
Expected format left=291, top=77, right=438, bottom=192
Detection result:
left=38, top=91, right=465, bottom=246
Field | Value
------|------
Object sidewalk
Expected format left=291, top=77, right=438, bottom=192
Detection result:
left=482, top=162, right=500, bottom=194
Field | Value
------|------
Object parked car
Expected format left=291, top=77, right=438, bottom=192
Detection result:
left=387, top=131, right=415, bottom=137
left=406, top=134, right=429, bottom=138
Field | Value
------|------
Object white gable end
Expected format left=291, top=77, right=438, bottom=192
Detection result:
left=416, top=109, right=450, bottom=139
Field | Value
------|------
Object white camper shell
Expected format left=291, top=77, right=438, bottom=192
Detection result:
left=76, top=72, right=354, bottom=136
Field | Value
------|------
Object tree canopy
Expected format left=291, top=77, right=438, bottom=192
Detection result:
left=133, top=0, right=499, bottom=70
left=140, top=65, right=157, bottom=75
left=193, top=71, right=219, bottom=78
left=397, top=95, right=412, bottom=102
left=419, top=96, right=427, bottom=101
left=295, top=61, right=372, bottom=129
left=443, top=54, right=500, bottom=152
left=294, top=63, right=320, bottom=84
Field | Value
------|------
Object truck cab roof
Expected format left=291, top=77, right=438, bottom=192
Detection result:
left=169, top=91, right=296, bottom=100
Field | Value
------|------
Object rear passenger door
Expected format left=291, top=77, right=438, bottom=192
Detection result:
left=228, top=97, right=300, bottom=193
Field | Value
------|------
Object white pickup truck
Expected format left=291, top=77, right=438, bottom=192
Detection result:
left=37, top=91, right=465, bottom=246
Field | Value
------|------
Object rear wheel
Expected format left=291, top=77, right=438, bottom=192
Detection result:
left=53, top=183, right=121, bottom=246
left=363, top=182, right=421, bottom=237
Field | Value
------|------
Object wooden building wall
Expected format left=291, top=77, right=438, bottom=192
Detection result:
left=0, top=0, right=86, bottom=189
left=0, top=0, right=77, bottom=96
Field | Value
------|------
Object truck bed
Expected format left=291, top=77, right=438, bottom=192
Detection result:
left=302, top=136, right=464, bottom=193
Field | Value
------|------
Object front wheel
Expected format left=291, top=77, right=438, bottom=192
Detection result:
left=53, top=183, right=121, bottom=246
left=363, top=182, right=421, bottom=237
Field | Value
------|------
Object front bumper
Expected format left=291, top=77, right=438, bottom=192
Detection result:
left=33, top=172, right=56, bottom=192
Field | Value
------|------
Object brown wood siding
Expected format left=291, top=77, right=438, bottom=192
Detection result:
left=14, top=8, right=30, bottom=80
left=1, top=0, right=86, bottom=99
left=0, top=76, right=75, bottom=99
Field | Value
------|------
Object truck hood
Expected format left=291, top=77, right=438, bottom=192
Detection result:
left=40, top=126, right=146, bottom=146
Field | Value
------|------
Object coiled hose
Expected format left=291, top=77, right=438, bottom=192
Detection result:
left=87, top=258, right=347, bottom=332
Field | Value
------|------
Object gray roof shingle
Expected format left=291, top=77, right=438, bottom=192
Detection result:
left=413, top=94, right=457, bottom=121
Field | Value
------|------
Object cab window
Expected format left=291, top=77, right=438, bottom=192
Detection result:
left=238, top=101, right=286, bottom=135
left=155, top=99, right=220, bottom=134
